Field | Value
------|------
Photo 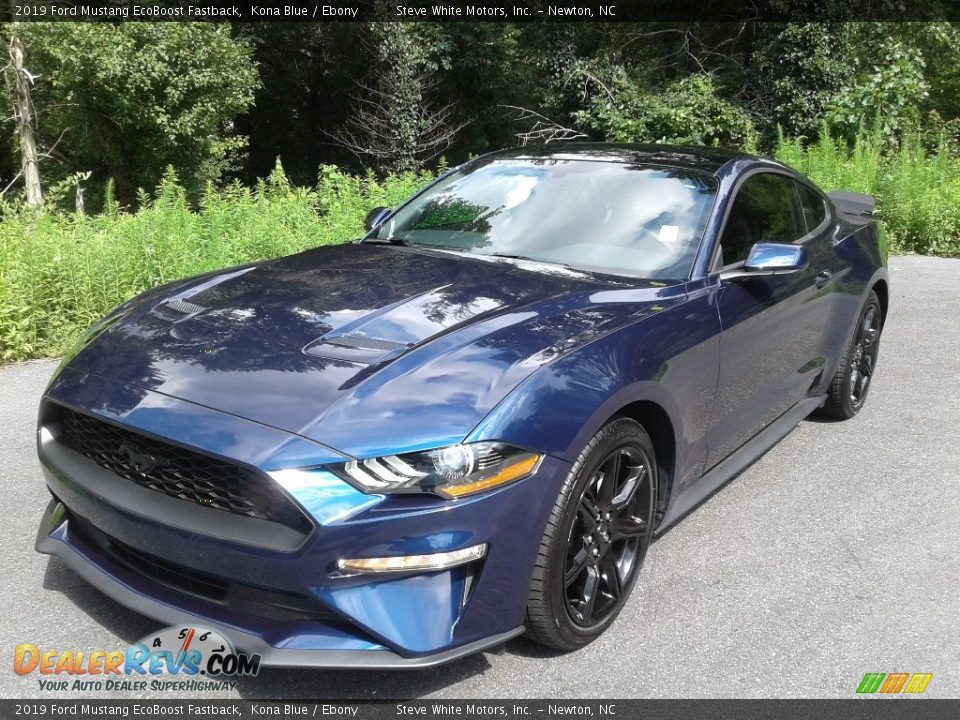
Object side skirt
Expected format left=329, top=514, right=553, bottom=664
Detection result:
left=656, top=394, right=826, bottom=533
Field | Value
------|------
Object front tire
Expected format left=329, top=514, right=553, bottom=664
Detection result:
left=819, top=290, right=883, bottom=419
left=525, top=417, right=657, bottom=651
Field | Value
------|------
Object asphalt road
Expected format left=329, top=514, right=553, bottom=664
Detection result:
left=1, top=254, right=958, bottom=700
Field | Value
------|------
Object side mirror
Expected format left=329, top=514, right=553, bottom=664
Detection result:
left=363, top=206, right=392, bottom=232
left=719, top=242, right=808, bottom=282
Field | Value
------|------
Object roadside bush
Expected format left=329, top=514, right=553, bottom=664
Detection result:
left=776, top=128, right=960, bottom=257
left=0, top=163, right=433, bottom=362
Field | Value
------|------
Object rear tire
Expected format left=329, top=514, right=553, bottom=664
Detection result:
left=525, top=417, right=657, bottom=651
left=819, top=290, right=883, bottom=419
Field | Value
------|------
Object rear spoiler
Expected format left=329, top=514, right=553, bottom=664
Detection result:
left=828, top=190, right=876, bottom=219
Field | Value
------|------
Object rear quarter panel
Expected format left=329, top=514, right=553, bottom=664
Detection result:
left=816, top=213, right=889, bottom=393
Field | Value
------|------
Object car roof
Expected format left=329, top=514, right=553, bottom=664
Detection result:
left=485, top=142, right=763, bottom=176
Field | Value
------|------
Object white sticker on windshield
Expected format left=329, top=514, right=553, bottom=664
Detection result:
left=658, top=225, right=680, bottom=243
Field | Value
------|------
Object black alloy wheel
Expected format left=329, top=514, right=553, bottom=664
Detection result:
left=848, top=302, right=881, bottom=408
left=820, top=289, right=884, bottom=419
left=564, top=445, right=653, bottom=626
left=526, top=418, right=658, bottom=650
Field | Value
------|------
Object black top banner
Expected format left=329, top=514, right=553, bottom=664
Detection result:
left=5, top=0, right=960, bottom=22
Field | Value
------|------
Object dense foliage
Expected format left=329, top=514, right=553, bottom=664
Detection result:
left=573, top=72, right=757, bottom=147
left=4, top=22, right=960, bottom=195
left=7, top=24, right=258, bottom=206
left=777, top=130, right=960, bottom=256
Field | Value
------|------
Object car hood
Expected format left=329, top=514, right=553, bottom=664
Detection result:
left=64, top=243, right=682, bottom=458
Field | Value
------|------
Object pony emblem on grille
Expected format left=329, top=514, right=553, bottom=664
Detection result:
left=119, top=442, right=165, bottom=475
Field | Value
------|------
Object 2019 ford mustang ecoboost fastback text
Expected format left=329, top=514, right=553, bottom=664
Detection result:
left=35, top=144, right=888, bottom=667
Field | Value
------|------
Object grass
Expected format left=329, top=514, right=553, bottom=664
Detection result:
left=0, top=163, right=433, bottom=362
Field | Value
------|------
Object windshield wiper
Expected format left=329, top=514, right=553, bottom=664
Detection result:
left=485, top=252, right=534, bottom=261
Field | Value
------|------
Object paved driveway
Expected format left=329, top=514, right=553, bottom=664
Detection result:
left=1, top=255, right=957, bottom=699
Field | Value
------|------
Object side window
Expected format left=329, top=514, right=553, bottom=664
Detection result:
left=719, top=174, right=806, bottom=266
left=797, top=182, right=827, bottom=233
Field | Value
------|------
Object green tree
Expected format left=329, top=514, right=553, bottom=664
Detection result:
left=750, top=23, right=944, bottom=147
left=233, top=23, right=368, bottom=185
left=750, top=23, right=856, bottom=140
left=336, top=23, right=463, bottom=172
left=11, top=23, right=258, bottom=207
left=421, top=23, right=537, bottom=158
left=573, top=67, right=755, bottom=147
left=827, top=32, right=928, bottom=143
left=913, top=23, right=960, bottom=127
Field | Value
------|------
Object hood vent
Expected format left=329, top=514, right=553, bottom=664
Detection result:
left=165, top=299, right=206, bottom=315
left=150, top=298, right=207, bottom=322
left=303, top=333, right=411, bottom=364
left=326, top=334, right=408, bottom=352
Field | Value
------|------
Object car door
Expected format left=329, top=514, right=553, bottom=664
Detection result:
left=705, top=171, right=838, bottom=469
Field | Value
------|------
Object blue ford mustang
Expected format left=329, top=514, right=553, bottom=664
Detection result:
left=35, top=144, right=887, bottom=667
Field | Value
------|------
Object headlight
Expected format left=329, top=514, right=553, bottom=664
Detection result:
left=334, top=442, right=541, bottom=499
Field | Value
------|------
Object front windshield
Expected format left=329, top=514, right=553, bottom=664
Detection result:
left=370, top=158, right=718, bottom=281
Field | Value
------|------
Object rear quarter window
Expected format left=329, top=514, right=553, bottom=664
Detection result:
left=798, top=183, right=828, bottom=233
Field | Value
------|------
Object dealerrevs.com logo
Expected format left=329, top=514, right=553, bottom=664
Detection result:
left=14, top=626, right=260, bottom=692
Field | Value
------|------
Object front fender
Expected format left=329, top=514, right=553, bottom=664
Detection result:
left=466, top=289, right=722, bottom=504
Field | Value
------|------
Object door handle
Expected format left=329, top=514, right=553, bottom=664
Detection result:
left=815, top=270, right=832, bottom=288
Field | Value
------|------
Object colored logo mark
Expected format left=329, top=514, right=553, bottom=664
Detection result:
left=857, top=672, right=933, bottom=694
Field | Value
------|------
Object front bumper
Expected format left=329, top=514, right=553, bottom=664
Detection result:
left=35, top=371, right=570, bottom=668
left=36, top=498, right=523, bottom=668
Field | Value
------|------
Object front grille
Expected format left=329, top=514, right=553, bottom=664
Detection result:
left=73, top=513, right=228, bottom=600
left=70, top=513, right=342, bottom=624
left=55, top=406, right=309, bottom=531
